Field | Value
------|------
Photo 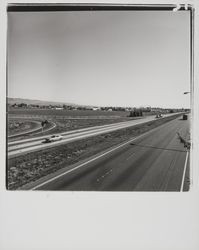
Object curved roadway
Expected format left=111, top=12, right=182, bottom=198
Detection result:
left=8, top=113, right=183, bottom=158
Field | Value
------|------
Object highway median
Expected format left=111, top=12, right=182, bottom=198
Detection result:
left=7, top=113, right=183, bottom=190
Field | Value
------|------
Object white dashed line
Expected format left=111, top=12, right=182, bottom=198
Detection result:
left=126, top=153, right=135, bottom=161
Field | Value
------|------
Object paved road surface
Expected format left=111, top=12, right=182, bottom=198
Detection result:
left=27, top=116, right=190, bottom=191
left=8, top=113, right=182, bottom=158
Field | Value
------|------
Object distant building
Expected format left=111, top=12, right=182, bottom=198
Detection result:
left=55, top=107, right=64, bottom=110
left=92, top=107, right=101, bottom=111
left=125, top=108, right=131, bottom=112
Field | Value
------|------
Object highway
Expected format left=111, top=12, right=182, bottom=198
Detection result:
left=8, top=113, right=181, bottom=158
left=25, top=116, right=190, bottom=191
left=8, top=120, right=56, bottom=139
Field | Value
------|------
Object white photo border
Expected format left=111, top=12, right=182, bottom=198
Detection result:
left=1, top=1, right=199, bottom=250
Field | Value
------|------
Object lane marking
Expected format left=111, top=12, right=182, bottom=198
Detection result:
left=180, top=150, right=189, bottom=192
left=21, top=114, right=183, bottom=190
left=8, top=113, right=180, bottom=145
left=9, top=114, right=182, bottom=158
left=97, top=170, right=113, bottom=182
left=31, top=130, right=158, bottom=190
left=8, top=118, right=160, bottom=156
left=8, top=120, right=145, bottom=149
left=8, top=119, right=142, bottom=145
left=126, top=153, right=135, bottom=161
left=8, top=122, right=152, bottom=156
left=102, top=169, right=112, bottom=178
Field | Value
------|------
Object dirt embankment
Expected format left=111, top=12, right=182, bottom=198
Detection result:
left=8, top=120, right=40, bottom=136
left=7, top=114, right=182, bottom=190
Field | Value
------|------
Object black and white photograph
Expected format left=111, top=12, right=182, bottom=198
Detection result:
left=1, top=1, right=199, bottom=250
left=7, top=4, right=192, bottom=191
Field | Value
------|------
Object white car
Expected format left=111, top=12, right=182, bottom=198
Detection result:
left=155, top=114, right=162, bottom=118
left=44, top=134, right=63, bottom=143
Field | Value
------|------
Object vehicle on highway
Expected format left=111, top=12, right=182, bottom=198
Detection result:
left=155, top=114, right=162, bottom=118
left=44, top=134, right=63, bottom=143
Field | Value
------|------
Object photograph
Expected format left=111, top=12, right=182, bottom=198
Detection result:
left=7, top=4, right=192, bottom=191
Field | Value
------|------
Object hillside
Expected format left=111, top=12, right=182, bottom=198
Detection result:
left=7, top=97, right=77, bottom=106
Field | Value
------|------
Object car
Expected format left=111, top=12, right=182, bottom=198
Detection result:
left=155, top=114, right=162, bottom=118
left=44, top=134, right=63, bottom=143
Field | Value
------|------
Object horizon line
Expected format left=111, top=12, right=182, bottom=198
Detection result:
left=7, top=96, right=189, bottom=109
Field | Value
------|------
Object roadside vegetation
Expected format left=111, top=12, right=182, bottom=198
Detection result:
left=8, top=109, right=140, bottom=139
left=8, top=108, right=129, bottom=117
left=8, top=120, right=40, bottom=136
left=7, top=114, right=182, bottom=190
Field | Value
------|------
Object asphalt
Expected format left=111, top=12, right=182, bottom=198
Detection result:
left=8, top=113, right=182, bottom=158
left=31, top=116, right=190, bottom=191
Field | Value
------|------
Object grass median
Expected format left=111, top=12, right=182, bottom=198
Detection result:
left=7, top=114, right=182, bottom=190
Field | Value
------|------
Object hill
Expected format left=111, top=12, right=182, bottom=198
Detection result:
left=7, top=97, right=78, bottom=107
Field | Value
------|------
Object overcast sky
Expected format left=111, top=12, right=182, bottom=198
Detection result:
left=8, top=10, right=190, bottom=108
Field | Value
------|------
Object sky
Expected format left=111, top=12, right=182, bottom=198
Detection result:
left=7, top=10, right=191, bottom=108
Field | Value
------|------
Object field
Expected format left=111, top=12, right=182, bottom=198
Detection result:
left=8, top=108, right=130, bottom=118
left=7, top=114, right=182, bottom=189
left=8, top=119, right=40, bottom=136
left=8, top=108, right=136, bottom=139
